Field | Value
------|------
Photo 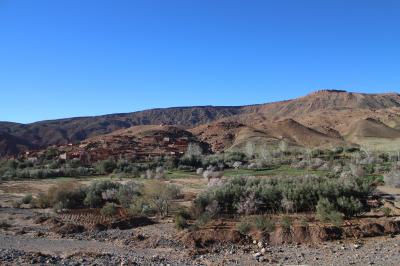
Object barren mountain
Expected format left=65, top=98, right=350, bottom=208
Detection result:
left=251, top=90, right=400, bottom=118
left=2, top=89, right=400, bottom=156
left=0, top=106, right=242, bottom=156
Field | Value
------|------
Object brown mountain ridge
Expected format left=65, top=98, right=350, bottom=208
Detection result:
left=2, top=89, right=400, bottom=157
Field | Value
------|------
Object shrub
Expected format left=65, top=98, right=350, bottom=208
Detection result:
left=179, top=155, right=202, bottom=168
left=316, top=198, right=343, bottom=226
left=202, top=170, right=223, bottom=181
left=36, top=192, right=51, bottom=208
left=185, top=143, right=203, bottom=158
left=236, top=192, right=262, bottom=215
left=144, top=181, right=181, bottom=217
left=350, top=164, right=365, bottom=178
left=236, top=220, right=252, bottom=235
left=333, top=147, right=344, bottom=154
left=383, top=166, right=400, bottom=188
left=175, top=214, right=188, bottom=230
left=195, top=213, right=211, bottom=227
left=299, top=216, right=310, bottom=227
left=174, top=210, right=190, bottom=230
left=84, top=180, right=120, bottom=208
left=336, top=196, right=363, bottom=218
left=128, top=197, right=155, bottom=217
left=47, top=182, right=86, bottom=210
left=12, top=200, right=21, bottom=208
left=100, top=202, right=118, bottom=217
left=196, top=168, right=204, bottom=175
left=21, top=194, right=33, bottom=205
left=202, top=154, right=225, bottom=167
left=281, top=216, right=292, bottom=233
left=204, top=200, right=221, bottom=218
left=345, top=147, right=360, bottom=153
left=226, top=152, right=247, bottom=162
left=381, top=207, right=391, bottom=217
left=96, top=160, right=117, bottom=174
left=155, top=166, right=165, bottom=179
left=116, top=181, right=142, bottom=208
left=252, top=216, right=275, bottom=232
left=193, top=174, right=373, bottom=220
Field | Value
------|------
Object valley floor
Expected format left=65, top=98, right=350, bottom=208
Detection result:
left=0, top=206, right=399, bottom=265
left=1, top=177, right=400, bottom=265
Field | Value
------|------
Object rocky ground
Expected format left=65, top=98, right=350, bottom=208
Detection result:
left=0, top=207, right=400, bottom=265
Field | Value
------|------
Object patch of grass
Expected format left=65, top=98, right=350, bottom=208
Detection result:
left=196, top=213, right=211, bottom=227
left=251, top=215, right=275, bottom=232
left=236, top=219, right=252, bottom=235
left=281, top=216, right=292, bottom=233
left=174, top=209, right=192, bottom=229
left=299, top=216, right=310, bottom=227
left=165, top=170, right=198, bottom=179
left=381, top=207, right=392, bottom=217
left=223, top=165, right=328, bottom=178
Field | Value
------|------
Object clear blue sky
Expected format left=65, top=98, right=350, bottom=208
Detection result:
left=1, top=0, right=399, bottom=123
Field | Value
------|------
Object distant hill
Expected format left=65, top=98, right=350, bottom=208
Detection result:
left=346, top=118, right=400, bottom=140
left=2, top=89, right=400, bottom=156
left=0, top=132, right=37, bottom=156
left=0, top=106, right=242, bottom=156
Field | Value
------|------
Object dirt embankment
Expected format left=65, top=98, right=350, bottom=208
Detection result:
left=181, top=218, right=400, bottom=249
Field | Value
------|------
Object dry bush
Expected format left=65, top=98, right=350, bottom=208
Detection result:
left=21, top=194, right=33, bottom=204
left=252, top=215, right=275, bottom=232
left=100, top=202, right=118, bottom=217
left=144, top=181, right=181, bottom=217
left=384, top=164, right=400, bottom=188
left=236, top=219, right=252, bottom=235
left=194, top=174, right=373, bottom=217
left=236, top=192, right=262, bottom=215
left=47, top=182, right=86, bottom=210
left=196, top=168, right=204, bottom=175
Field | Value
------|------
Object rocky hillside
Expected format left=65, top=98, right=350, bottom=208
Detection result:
left=0, top=106, right=242, bottom=156
left=2, top=90, right=400, bottom=156
left=37, top=125, right=211, bottom=163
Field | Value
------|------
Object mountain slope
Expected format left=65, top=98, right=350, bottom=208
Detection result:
left=2, top=89, right=400, bottom=156
left=0, top=132, right=36, bottom=156
left=0, top=106, right=243, bottom=154
left=251, top=90, right=400, bottom=118
left=346, top=118, right=400, bottom=140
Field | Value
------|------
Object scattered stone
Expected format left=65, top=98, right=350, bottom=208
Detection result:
left=253, top=252, right=262, bottom=258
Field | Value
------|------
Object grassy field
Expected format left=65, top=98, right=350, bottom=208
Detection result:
left=164, top=166, right=330, bottom=180
left=223, top=165, right=329, bottom=177
left=165, top=170, right=198, bottom=179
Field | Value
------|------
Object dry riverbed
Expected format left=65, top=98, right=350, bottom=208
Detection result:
left=1, top=179, right=400, bottom=265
